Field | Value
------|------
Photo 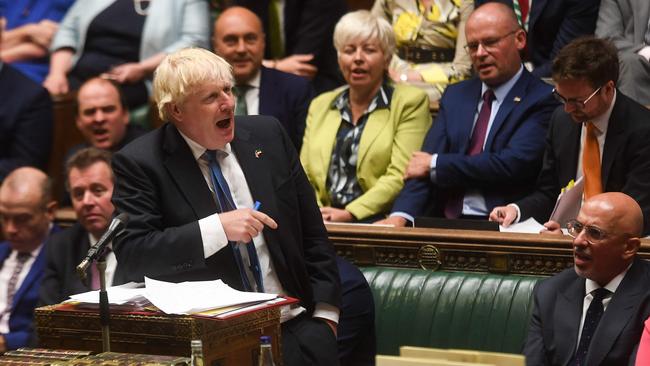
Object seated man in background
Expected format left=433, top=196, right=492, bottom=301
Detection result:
left=524, top=192, right=650, bottom=365
left=475, top=0, right=601, bottom=78
left=0, top=0, right=75, bottom=83
left=491, top=37, right=650, bottom=235
left=0, top=167, right=57, bottom=351
left=596, top=0, right=650, bottom=106
left=213, top=6, right=313, bottom=150
left=378, top=2, right=557, bottom=226
left=0, top=27, right=53, bottom=182
left=40, top=148, right=126, bottom=305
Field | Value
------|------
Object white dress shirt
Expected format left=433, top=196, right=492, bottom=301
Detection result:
left=179, top=132, right=339, bottom=324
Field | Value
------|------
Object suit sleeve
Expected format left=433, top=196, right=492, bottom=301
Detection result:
left=595, top=0, right=644, bottom=54
left=523, top=284, right=551, bottom=366
left=531, top=0, right=600, bottom=78
left=38, top=236, right=65, bottom=306
left=345, top=90, right=432, bottom=220
left=0, top=86, right=53, bottom=181
left=435, top=93, right=556, bottom=189
left=111, top=152, right=206, bottom=282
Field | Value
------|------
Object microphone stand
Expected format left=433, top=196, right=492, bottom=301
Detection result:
left=96, top=249, right=111, bottom=352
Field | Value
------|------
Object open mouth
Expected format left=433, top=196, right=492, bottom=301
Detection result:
left=216, top=117, right=231, bottom=129
left=574, top=250, right=591, bottom=266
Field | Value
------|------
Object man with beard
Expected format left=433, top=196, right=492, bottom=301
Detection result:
left=111, top=48, right=340, bottom=366
left=40, top=148, right=127, bottom=305
left=490, top=37, right=650, bottom=235
left=524, top=192, right=650, bottom=365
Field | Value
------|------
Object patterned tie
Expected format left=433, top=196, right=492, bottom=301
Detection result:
left=5, top=252, right=30, bottom=312
left=233, top=85, right=249, bottom=116
left=573, top=287, right=610, bottom=366
left=582, top=122, right=602, bottom=199
left=204, top=150, right=264, bottom=292
left=444, top=89, right=495, bottom=218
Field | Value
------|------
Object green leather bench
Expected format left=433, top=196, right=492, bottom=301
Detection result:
left=360, top=267, right=544, bottom=356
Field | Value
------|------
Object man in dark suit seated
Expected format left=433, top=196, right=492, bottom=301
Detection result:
left=40, top=148, right=127, bottom=305
left=523, top=192, right=650, bottom=365
left=111, top=48, right=341, bottom=366
left=491, top=37, right=650, bottom=235
left=377, top=2, right=558, bottom=226
left=0, top=167, right=57, bottom=351
left=0, top=28, right=53, bottom=182
left=212, top=6, right=314, bottom=151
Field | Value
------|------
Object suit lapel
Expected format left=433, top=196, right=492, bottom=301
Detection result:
left=557, top=116, right=582, bottom=184
left=162, top=124, right=217, bottom=219
left=258, top=67, right=273, bottom=116
left=357, top=108, right=389, bottom=168
left=554, top=276, right=584, bottom=366
left=586, top=259, right=644, bottom=365
left=528, top=0, right=548, bottom=33
left=600, top=95, right=626, bottom=189
left=484, top=69, right=529, bottom=149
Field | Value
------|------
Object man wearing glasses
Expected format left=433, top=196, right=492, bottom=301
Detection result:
left=491, top=37, right=650, bottom=235
left=524, top=192, right=650, bottom=365
left=376, top=2, right=558, bottom=226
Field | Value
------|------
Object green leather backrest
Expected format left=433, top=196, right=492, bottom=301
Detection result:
left=360, top=267, right=544, bottom=356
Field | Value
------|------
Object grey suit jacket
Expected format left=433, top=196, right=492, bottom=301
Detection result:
left=524, top=257, right=650, bottom=366
left=595, top=0, right=650, bottom=53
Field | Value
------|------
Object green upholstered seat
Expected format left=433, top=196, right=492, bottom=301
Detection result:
left=360, top=267, right=544, bottom=356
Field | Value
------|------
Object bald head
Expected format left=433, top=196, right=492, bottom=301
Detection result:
left=0, top=167, right=55, bottom=252
left=213, top=6, right=266, bottom=84
left=582, top=192, right=643, bottom=237
left=465, top=2, right=526, bottom=86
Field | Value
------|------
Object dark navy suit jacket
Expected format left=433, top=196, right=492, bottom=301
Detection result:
left=0, top=64, right=53, bottom=181
left=0, top=226, right=58, bottom=350
left=259, top=66, right=314, bottom=151
left=391, top=68, right=558, bottom=219
left=475, top=0, right=601, bottom=78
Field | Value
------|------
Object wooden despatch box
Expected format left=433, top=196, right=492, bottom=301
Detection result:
left=35, top=304, right=282, bottom=366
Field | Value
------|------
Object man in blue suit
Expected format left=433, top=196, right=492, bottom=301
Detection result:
left=475, top=0, right=601, bottom=78
left=378, top=2, right=558, bottom=226
left=0, top=167, right=57, bottom=351
left=213, top=6, right=314, bottom=151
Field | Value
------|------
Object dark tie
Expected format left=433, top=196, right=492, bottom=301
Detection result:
left=573, top=287, right=611, bottom=366
left=233, top=85, right=249, bottom=116
left=5, top=252, right=30, bottom=312
left=443, top=89, right=495, bottom=218
left=205, top=150, right=264, bottom=292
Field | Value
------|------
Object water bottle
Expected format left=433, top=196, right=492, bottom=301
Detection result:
left=258, top=335, right=276, bottom=366
left=190, top=339, right=204, bottom=366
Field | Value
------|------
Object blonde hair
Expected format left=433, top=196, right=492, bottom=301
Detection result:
left=333, top=10, right=395, bottom=62
left=153, top=48, right=234, bottom=121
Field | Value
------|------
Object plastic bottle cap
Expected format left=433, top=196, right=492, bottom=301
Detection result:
left=260, top=336, right=271, bottom=344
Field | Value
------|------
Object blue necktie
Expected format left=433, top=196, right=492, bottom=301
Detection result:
left=573, top=287, right=610, bottom=366
left=205, top=150, right=264, bottom=292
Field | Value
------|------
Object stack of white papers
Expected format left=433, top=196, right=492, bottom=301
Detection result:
left=67, top=278, right=278, bottom=316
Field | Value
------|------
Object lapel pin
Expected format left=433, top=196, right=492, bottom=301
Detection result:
left=513, top=96, right=521, bottom=103
left=255, top=149, right=263, bottom=158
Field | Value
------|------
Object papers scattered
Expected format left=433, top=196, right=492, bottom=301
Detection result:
left=67, top=282, right=148, bottom=306
left=500, top=217, right=545, bottom=234
left=144, top=277, right=277, bottom=315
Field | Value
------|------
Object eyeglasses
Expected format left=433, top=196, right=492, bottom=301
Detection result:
left=552, top=86, right=602, bottom=110
left=566, top=219, right=611, bottom=243
left=464, top=30, right=519, bottom=54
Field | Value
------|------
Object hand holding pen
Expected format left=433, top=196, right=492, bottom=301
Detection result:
left=220, top=200, right=278, bottom=243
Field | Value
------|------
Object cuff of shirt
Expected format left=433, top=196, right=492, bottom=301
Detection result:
left=390, top=212, right=415, bottom=226
left=638, top=46, right=650, bottom=62
left=507, top=203, right=521, bottom=224
left=198, top=213, right=229, bottom=258
left=313, top=302, right=340, bottom=325
left=429, top=153, right=438, bottom=183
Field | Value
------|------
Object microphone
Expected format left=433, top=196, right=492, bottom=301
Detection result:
left=76, top=213, right=129, bottom=280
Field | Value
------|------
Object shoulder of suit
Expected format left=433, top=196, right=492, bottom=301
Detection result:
left=263, top=66, right=311, bottom=87
left=537, top=266, right=579, bottom=291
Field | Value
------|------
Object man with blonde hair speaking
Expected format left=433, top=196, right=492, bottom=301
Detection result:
left=111, top=48, right=341, bottom=366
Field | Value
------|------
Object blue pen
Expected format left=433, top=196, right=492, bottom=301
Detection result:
left=253, top=201, right=261, bottom=211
